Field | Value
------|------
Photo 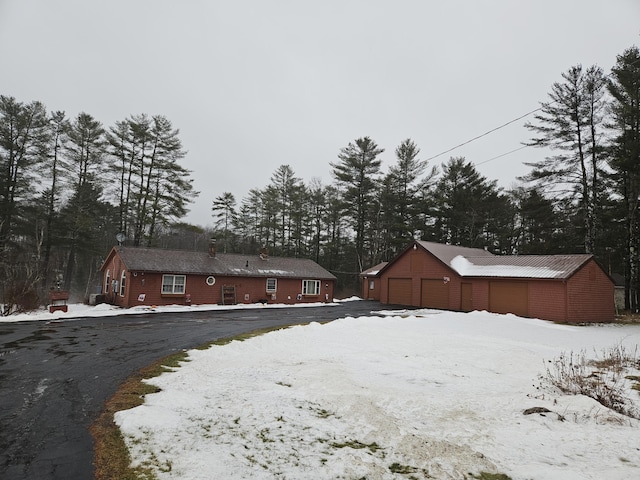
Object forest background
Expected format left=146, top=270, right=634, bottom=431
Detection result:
left=1, top=45, right=639, bottom=315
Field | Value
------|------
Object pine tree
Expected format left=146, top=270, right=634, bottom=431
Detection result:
left=330, top=137, right=383, bottom=271
left=608, top=46, right=640, bottom=311
left=523, top=64, right=608, bottom=254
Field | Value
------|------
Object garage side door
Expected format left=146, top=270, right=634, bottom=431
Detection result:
left=388, top=278, right=412, bottom=305
left=421, top=279, right=450, bottom=310
left=489, top=281, right=528, bottom=317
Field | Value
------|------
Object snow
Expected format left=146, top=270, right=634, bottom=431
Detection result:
left=450, top=255, right=564, bottom=278
left=110, top=306, right=640, bottom=480
left=0, top=299, right=355, bottom=323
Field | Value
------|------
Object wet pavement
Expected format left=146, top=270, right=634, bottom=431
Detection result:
left=0, top=301, right=385, bottom=479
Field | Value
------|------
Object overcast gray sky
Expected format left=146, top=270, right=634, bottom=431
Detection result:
left=1, top=0, right=638, bottom=227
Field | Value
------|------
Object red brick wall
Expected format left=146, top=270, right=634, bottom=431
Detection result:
left=101, top=254, right=334, bottom=308
left=566, top=260, right=614, bottom=322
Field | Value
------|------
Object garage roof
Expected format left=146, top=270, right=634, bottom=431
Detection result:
left=450, top=254, right=593, bottom=279
left=414, top=241, right=594, bottom=279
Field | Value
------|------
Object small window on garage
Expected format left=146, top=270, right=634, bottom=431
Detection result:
left=369, top=280, right=375, bottom=290
left=266, top=278, right=277, bottom=293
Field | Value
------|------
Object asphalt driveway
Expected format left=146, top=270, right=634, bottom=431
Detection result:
left=0, top=301, right=385, bottom=480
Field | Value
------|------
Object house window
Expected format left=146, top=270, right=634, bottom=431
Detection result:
left=266, top=278, right=277, bottom=293
left=162, top=274, right=186, bottom=294
left=119, top=271, right=126, bottom=296
left=302, top=279, right=320, bottom=296
left=105, top=270, right=110, bottom=293
left=369, top=280, right=375, bottom=290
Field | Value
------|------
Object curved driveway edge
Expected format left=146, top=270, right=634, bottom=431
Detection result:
left=0, top=301, right=384, bottom=480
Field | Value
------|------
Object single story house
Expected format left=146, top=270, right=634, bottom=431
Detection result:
left=371, top=240, right=614, bottom=323
left=100, top=242, right=336, bottom=309
left=359, top=262, right=388, bottom=301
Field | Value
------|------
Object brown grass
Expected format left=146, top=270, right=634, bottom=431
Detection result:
left=91, top=324, right=298, bottom=480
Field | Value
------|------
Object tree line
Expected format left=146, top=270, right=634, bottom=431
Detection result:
left=0, top=103, right=196, bottom=313
left=1, top=45, right=639, bottom=314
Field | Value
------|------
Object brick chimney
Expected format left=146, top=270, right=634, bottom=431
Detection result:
left=259, top=246, right=268, bottom=260
left=208, top=239, right=216, bottom=257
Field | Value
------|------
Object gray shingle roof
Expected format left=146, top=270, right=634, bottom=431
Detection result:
left=112, top=247, right=336, bottom=280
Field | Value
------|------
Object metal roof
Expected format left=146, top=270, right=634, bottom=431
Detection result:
left=110, top=247, right=337, bottom=280
left=415, top=240, right=494, bottom=265
left=360, top=262, right=388, bottom=277
left=450, top=254, right=593, bottom=279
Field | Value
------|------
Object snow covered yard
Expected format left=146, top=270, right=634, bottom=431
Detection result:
left=114, top=309, right=640, bottom=480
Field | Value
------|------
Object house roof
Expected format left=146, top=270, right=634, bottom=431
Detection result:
left=103, top=246, right=337, bottom=280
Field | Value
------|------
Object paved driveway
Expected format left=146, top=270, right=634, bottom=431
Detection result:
left=0, top=301, right=385, bottom=479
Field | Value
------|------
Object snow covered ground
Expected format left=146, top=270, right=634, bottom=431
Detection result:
left=109, top=307, right=640, bottom=480
left=0, top=298, right=351, bottom=323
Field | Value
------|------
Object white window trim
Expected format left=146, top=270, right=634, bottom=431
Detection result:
left=119, top=270, right=126, bottom=296
left=302, top=279, right=320, bottom=296
left=105, top=269, right=110, bottom=293
left=162, top=274, right=186, bottom=294
left=266, top=278, right=277, bottom=293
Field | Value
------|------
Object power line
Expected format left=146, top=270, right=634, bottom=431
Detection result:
left=424, top=106, right=543, bottom=162
left=475, top=145, right=529, bottom=166
left=426, top=52, right=640, bottom=166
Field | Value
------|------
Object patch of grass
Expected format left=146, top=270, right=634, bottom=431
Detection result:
left=92, top=324, right=306, bottom=480
left=330, top=440, right=382, bottom=453
left=469, top=473, right=512, bottom=480
left=389, top=462, right=418, bottom=474
left=91, top=349, right=189, bottom=480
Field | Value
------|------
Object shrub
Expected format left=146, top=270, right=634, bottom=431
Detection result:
left=543, top=345, right=640, bottom=419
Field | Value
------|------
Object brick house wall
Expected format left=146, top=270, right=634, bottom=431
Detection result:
left=100, top=250, right=335, bottom=309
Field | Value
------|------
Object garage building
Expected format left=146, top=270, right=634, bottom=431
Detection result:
left=375, top=241, right=614, bottom=323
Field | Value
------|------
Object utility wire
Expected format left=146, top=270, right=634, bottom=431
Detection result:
left=430, top=54, right=640, bottom=166
left=424, top=106, right=543, bottom=162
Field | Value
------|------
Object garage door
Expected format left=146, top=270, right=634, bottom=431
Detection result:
left=388, top=278, right=412, bottom=305
left=489, top=281, right=528, bottom=317
left=421, top=279, right=450, bottom=310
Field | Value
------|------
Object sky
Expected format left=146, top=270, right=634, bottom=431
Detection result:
left=1, top=1, right=639, bottom=227
left=113, top=308, right=640, bottom=479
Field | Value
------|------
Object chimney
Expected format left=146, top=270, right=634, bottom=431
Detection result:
left=208, top=239, right=216, bottom=258
left=259, top=246, right=268, bottom=260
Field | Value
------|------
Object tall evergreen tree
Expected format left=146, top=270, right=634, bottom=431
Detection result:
left=379, top=139, right=436, bottom=259
left=607, top=46, right=640, bottom=310
left=212, top=192, right=237, bottom=253
left=430, top=157, right=504, bottom=248
left=523, top=64, right=608, bottom=254
left=330, top=137, right=383, bottom=271
left=60, top=113, right=107, bottom=291
left=0, top=96, right=50, bottom=312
